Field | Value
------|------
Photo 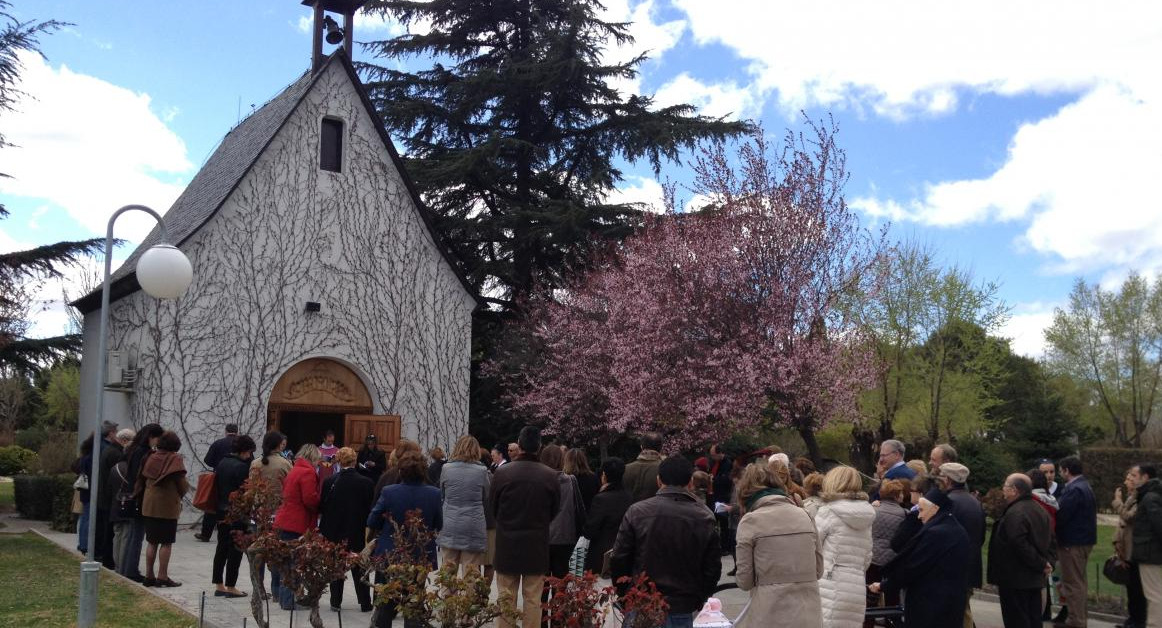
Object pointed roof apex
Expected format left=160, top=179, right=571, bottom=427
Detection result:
left=73, top=52, right=480, bottom=313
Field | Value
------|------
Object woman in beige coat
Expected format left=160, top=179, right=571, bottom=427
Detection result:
left=734, top=462, right=823, bottom=628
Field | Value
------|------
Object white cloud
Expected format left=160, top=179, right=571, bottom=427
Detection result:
left=671, top=0, right=1161, bottom=119
left=653, top=73, right=761, bottom=120
left=296, top=10, right=404, bottom=36
left=0, top=51, right=192, bottom=243
left=605, top=175, right=666, bottom=213
left=853, top=83, right=1162, bottom=275
left=599, top=0, right=687, bottom=97
left=1001, top=302, right=1058, bottom=359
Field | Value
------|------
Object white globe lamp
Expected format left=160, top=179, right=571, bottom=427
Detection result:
left=136, top=244, right=193, bottom=299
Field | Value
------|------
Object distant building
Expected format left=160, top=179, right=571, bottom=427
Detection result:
left=73, top=10, right=477, bottom=474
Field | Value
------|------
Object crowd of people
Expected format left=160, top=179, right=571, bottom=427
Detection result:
left=75, top=420, right=1162, bottom=628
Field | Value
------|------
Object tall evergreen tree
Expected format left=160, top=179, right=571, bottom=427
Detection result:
left=0, top=2, right=100, bottom=373
left=359, top=0, right=752, bottom=307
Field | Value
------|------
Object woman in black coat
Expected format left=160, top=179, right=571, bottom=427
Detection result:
left=319, top=447, right=375, bottom=612
left=211, top=435, right=256, bottom=598
left=582, top=457, right=632, bottom=575
left=871, top=488, right=971, bottom=627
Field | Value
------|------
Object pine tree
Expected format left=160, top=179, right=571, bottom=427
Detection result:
left=359, top=0, right=753, bottom=307
left=0, top=2, right=101, bottom=372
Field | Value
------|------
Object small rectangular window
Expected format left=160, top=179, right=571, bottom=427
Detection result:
left=320, top=118, right=343, bottom=172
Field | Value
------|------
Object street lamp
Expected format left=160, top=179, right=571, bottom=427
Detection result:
left=79, top=205, right=192, bottom=628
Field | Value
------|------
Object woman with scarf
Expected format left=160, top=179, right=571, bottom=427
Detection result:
left=136, top=430, right=189, bottom=587
left=734, top=462, right=822, bottom=628
left=869, top=488, right=972, bottom=627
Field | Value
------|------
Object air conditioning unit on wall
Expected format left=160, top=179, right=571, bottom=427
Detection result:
left=105, top=351, right=124, bottom=386
left=105, top=351, right=141, bottom=390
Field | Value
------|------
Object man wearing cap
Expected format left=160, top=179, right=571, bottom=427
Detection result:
left=937, top=461, right=986, bottom=628
left=196, top=423, right=240, bottom=542
left=870, top=488, right=971, bottom=627
left=357, top=433, right=388, bottom=482
left=988, top=473, right=1054, bottom=628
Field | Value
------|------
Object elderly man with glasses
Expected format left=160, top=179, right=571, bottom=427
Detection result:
left=988, top=474, right=1054, bottom=628
left=877, top=440, right=916, bottom=482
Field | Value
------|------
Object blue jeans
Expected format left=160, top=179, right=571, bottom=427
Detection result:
left=77, top=500, right=90, bottom=553
left=277, top=530, right=302, bottom=610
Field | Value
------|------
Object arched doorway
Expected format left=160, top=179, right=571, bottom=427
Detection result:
left=267, top=358, right=400, bottom=453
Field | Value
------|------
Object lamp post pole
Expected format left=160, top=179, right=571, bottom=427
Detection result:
left=80, top=204, right=191, bottom=628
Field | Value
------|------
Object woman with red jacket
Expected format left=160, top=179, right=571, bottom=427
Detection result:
left=272, top=444, right=322, bottom=610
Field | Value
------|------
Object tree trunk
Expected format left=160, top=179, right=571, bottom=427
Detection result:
left=798, top=423, right=823, bottom=468
left=849, top=424, right=877, bottom=475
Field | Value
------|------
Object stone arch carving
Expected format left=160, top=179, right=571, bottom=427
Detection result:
left=268, top=357, right=373, bottom=417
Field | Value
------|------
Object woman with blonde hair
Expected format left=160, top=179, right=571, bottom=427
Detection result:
left=733, top=462, right=822, bottom=628
left=437, top=435, right=490, bottom=574
left=816, top=466, right=875, bottom=627
left=767, top=455, right=806, bottom=506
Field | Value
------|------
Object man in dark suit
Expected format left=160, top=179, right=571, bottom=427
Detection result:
left=491, top=426, right=560, bottom=628
left=1055, top=455, right=1096, bottom=627
left=320, top=447, right=375, bottom=612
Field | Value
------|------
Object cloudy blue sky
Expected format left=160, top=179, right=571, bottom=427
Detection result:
left=2, top=1, right=1159, bottom=357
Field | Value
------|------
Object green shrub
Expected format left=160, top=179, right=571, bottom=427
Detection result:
left=0, top=445, right=39, bottom=476
left=956, top=436, right=1017, bottom=494
left=14, top=426, right=51, bottom=453
left=1081, top=448, right=1162, bottom=512
left=14, top=474, right=75, bottom=526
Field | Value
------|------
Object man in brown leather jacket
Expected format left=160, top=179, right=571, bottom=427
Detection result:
left=611, top=455, right=721, bottom=627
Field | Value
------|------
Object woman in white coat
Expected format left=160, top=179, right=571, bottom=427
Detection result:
left=815, top=466, right=875, bottom=628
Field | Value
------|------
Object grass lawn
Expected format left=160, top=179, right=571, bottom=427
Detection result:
left=983, top=523, right=1120, bottom=598
left=0, top=481, right=12, bottom=511
left=0, top=532, right=198, bottom=628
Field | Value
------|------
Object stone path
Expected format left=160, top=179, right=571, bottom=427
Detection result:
left=0, top=511, right=1123, bottom=627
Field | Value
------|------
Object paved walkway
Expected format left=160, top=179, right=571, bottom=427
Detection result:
left=0, top=512, right=1123, bottom=627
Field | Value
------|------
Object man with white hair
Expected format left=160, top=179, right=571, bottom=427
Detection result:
left=878, top=440, right=916, bottom=481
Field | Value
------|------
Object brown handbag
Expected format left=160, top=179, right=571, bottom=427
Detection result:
left=192, top=471, right=217, bottom=512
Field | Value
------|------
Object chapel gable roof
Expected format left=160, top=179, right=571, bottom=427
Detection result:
left=74, top=51, right=478, bottom=313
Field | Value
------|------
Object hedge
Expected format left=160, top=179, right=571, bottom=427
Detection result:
left=0, top=445, right=38, bottom=476
left=1081, top=448, right=1162, bottom=511
left=14, top=474, right=77, bottom=532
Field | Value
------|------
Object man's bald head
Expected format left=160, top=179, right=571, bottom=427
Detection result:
left=1004, top=473, right=1033, bottom=501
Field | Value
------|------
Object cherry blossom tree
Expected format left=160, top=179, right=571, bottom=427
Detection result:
left=501, top=121, right=885, bottom=458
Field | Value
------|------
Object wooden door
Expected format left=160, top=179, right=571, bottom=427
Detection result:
left=345, top=414, right=401, bottom=452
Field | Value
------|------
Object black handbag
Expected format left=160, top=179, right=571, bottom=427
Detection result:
left=1103, top=555, right=1131, bottom=585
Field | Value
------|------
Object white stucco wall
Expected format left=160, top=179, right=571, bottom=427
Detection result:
left=77, top=61, right=476, bottom=472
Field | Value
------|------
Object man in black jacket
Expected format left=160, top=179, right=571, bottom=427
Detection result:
left=320, top=447, right=375, bottom=612
left=491, top=426, right=561, bottom=628
left=611, top=455, right=721, bottom=626
left=196, top=424, right=239, bottom=542
left=937, top=462, right=986, bottom=627
left=988, top=473, right=1054, bottom=628
left=1133, top=465, right=1162, bottom=628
